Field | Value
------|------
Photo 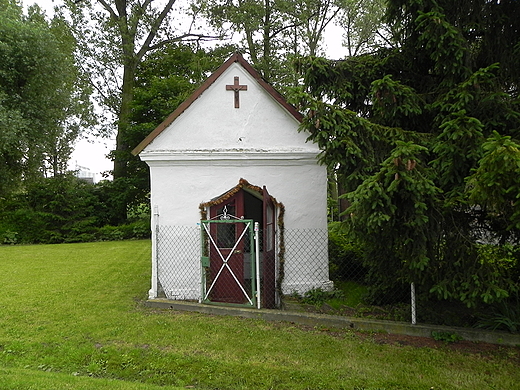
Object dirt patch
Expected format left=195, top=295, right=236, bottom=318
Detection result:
left=347, top=330, right=520, bottom=363
left=285, top=300, right=520, bottom=361
left=147, top=299, right=520, bottom=363
left=264, top=314, right=520, bottom=363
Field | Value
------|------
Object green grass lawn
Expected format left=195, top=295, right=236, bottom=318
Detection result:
left=0, top=240, right=518, bottom=390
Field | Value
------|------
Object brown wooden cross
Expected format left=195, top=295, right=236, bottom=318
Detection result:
left=226, top=76, right=248, bottom=108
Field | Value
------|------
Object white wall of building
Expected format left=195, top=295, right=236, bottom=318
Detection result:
left=139, top=59, right=330, bottom=301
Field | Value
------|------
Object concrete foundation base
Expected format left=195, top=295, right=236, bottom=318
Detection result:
left=145, top=298, right=520, bottom=347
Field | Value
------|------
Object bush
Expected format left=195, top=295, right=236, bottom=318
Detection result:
left=0, top=175, right=151, bottom=244
left=328, top=222, right=413, bottom=306
left=2, top=230, right=18, bottom=245
left=301, top=287, right=345, bottom=306
left=328, top=222, right=366, bottom=282
left=476, top=294, right=520, bottom=333
left=3, top=209, right=59, bottom=244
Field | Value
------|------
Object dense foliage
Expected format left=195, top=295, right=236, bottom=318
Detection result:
left=328, top=221, right=365, bottom=282
left=0, top=175, right=150, bottom=245
left=294, top=0, right=520, bottom=310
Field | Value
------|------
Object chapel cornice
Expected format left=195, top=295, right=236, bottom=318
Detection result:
left=140, top=149, right=320, bottom=166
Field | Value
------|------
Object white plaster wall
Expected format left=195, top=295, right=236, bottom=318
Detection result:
left=143, top=63, right=317, bottom=154
left=147, top=160, right=327, bottom=230
left=140, top=59, right=330, bottom=301
left=147, top=159, right=329, bottom=299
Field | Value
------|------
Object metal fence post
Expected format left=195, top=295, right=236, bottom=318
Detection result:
left=411, top=282, right=417, bottom=325
left=255, top=222, right=261, bottom=309
left=149, top=205, right=159, bottom=299
left=199, top=221, right=206, bottom=303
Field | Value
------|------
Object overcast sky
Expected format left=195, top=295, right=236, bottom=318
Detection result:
left=28, top=0, right=347, bottom=181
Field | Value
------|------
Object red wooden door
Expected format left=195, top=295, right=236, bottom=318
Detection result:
left=208, top=193, right=248, bottom=304
left=204, top=186, right=277, bottom=308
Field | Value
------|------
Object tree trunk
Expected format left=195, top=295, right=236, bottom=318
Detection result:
left=338, top=181, right=350, bottom=221
left=262, top=0, right=272, bottom=81
left=113, top=61, right=136, bottom=180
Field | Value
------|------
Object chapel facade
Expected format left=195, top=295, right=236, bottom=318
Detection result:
left=133, top=53, right=331, bottom=308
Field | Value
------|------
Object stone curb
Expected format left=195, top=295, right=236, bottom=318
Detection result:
left=145, top=299, right=520, bottom=347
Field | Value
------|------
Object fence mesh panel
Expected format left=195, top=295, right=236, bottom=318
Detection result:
left=282, top=229, right=332, bottom=294
left=153, top=224, right=512, bottom=329
left=156, top=225, right=200, bottom=300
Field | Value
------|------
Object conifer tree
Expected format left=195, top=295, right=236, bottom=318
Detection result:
left=294, top=0, right=520, bottom=308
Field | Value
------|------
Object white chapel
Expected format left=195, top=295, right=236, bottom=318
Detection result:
left=133, top=53, right=331, bottom=308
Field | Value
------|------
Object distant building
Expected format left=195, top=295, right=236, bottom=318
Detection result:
left=74, top=164, right=95, bottom=184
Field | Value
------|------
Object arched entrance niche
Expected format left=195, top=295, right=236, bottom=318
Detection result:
left=199, top=179, right=280, bottom=308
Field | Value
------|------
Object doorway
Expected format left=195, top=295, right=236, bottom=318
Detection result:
left=200, top=184, right=277, bottom=308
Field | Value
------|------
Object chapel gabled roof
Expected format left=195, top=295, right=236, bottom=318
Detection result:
left=132, top=52, right=303, bottom=156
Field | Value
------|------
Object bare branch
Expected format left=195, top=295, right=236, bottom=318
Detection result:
left=269, top=16, right=315, bottom=40
left=97, top=0, right=118, bottom=20
left=135, top=0, right=178, bottom=62
left=376, top=29, right=397, bottom=49
left=148, top=34, right=223, bottom=51
left=136, top=0, right=153, bottom=19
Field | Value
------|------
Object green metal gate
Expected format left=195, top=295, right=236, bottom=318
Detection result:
left=200, top=219, right=259, bottom=307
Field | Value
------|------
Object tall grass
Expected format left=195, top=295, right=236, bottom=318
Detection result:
left=0, top=241, right=518, bottom=390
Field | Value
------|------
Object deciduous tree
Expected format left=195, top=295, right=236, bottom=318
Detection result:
left=0, top=0, right=91, bottom=196
left=194, top=0, right=347, bottom=88
left=63, top=0, right=218, bottom=179
left=62, top=0, right=221, bottom=222
left=335, top=0, right=390, bottom=56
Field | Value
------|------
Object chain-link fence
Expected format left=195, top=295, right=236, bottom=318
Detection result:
left=152, top=223, right=515, bottom=330
left=156, top=225, right=200, bottom=301
left=152, top=224, right=331, bottom=307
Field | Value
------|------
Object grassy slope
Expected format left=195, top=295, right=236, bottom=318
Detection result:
left=0, top=240, right=518, bottom=390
